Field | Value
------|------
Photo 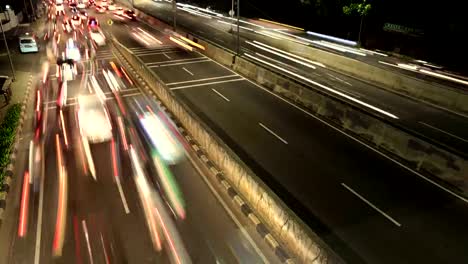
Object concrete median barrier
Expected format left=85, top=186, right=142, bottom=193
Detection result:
left=111, top=38, right=343, bottom=263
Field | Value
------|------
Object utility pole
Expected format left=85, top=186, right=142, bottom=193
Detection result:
left=0, top=17, right=16, bottom=81
left=236, top=0, right=240, bottom=56
left=172, top=0, right=177, bottom=32
left=29, top=0, right=37, bottom=20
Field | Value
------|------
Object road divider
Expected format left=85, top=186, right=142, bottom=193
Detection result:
left=110, top=35, right=342, bottom=263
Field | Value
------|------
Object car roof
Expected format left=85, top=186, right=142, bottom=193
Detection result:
left=19, top=35, right=35, bottom=40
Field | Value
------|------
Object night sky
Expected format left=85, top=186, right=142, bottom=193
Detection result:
left=187, top=0, right=468, bottom=72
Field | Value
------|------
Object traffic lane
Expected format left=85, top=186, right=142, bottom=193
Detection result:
left=138, top=0, right=468, bottom=91
left=173, top=81, right=468, bottom=263
left=210, top=82, right=468, bottom=261
left=94, top=8, right=172, bottom=48
left=122, top=93, right=281, bottom=262
left=246, top=47, right=468, bottom=152
left=0, top=98, right=48, bottom=263
left=132, top=0, right=233, bottom=47
left=148, top=60, right=231, bottom=84
left=171, top=157, right=278, bottom=263
left=61, top=102, right=166, bottom=263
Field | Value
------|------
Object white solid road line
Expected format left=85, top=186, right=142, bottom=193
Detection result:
left=170, top=78, right=244, bottom=90
left=327, top=73, right=352, bottom=86
left=341, top=183, right=402, bottom=227
left=185, top=152, right=268, bottom=263
left=156, top=59, right=211, bottom=68
left=82, top=220, right=94, bottom=264
left=259, top=123, right=288, bottom=144
left=134, top=50, right=179, bottom=56
left=203, top=54, right=468, bottom=204
left=116, top=176, right=130, bottom=214
left=212, top=88, right=230, bottom=102
left=166, top=74, right=238, bottom=86
left=419, top=122, right=468, bottom=142
left=163, top=53, right=172, bottom=59
left=34, top=144, right=46, bottom=264
left=146, top=57, right=206, bottom=65
left=182, top=67, right=194, bottom=76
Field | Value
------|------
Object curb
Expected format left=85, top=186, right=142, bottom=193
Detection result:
left=114, top=51, right=294, bottom=263
left=0, top=74, right=35, bottom=227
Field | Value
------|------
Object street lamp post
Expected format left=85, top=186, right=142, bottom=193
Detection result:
left=0, top=14, right=16, bottom=81
left=172, top=0, right=177, bottom=31
left=236, top=0, right=240, bottom=56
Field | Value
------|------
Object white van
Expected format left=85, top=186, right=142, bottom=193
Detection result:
left=19, top=34, right=39, bottom=53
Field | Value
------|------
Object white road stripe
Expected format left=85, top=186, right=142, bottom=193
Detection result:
left=34, top=144, right=46, bottom=264
left=82, top=220, right=94, bottom=264
left=341, top=183, right=402, bottom=227
left=163, top=53, right=172, bottom=59
left=115, top=176, right=130, bottom=214
left=166, top=74, right=238, bottom=86
left=146, top=57, right=207, bottom=65
left=170, top=78, right=244, bottom=90
left=134, top=50, right=179, bottom=56
left=182, top=67, right=194, bottom=76
left=212, top=88, right=230, bottom=102
left=419, top=122, right=468, bottom=142
left=156, top=59, right=211, bottom=68
left=327, top=73, right=352, bottom=86
left=259, top=123, right=288, bottom=144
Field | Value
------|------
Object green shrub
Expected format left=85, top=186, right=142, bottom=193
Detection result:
left=0, top=104, right=22, bottom=190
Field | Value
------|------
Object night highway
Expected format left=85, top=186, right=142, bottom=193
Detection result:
left=132, top=0, right=468, bottom=155
left=0, top=1, right=467, bottom=264
left=108, top=1, right=468, bottom=263
left=0, top=3, right=280, bottom=263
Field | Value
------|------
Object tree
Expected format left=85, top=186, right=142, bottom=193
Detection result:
left=342, top=0, right=372, bottom=45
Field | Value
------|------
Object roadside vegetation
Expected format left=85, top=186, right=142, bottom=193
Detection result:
left=0, top=104, right=22, bottom=190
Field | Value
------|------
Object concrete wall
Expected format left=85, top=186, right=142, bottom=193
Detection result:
left=0, top=10, right=18, bottom=32
left=239, top=30, right=468, bottom=115
left=187, top=35, right=468, bottom=197
left=112, top=37, right=343, bottom=263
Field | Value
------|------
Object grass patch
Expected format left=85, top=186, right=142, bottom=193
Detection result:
left=0, top=104, right=22, bottom=190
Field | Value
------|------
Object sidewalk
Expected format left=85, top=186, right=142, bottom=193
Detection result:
left=0, top=71, right=33, bottom=122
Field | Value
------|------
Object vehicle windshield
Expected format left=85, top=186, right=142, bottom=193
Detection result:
left=20, top=39, right=34, bottom=44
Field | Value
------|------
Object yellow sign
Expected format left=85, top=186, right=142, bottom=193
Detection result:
left=107, top=19, right=113, bottom=26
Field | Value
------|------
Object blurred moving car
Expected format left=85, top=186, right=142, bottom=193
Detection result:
left=115, top=9, right=136, bottom=20
left=55, top=3, right=65, bottom=15
left=89, top=27, right=106, bottom=46
left=79, top=10, right=88, bottom=20
left=56, top=58, right=75, bottom=82
left=97, top=0, right=108, bottom=7
left=107, top=3, right=116, bottom=10
left=62, top=20, right=73, bottom=33
left=77, top=1, right=86, bottom=8
left=95, top=5, right=106, bottom=13
left=65, top=38, right=81, bottom=61
left=71, top=15, right=82, bottom=27
left=77, top=95, right=112, bottom=143
left=19, top=33, right=39, bottom=53
left=87, top=17, right=99, bottom=28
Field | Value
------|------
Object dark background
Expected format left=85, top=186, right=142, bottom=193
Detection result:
left=185, top=0, right=468, bottom=73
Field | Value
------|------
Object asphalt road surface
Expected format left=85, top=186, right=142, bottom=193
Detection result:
left=101, top=4, right=468, bottom=264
